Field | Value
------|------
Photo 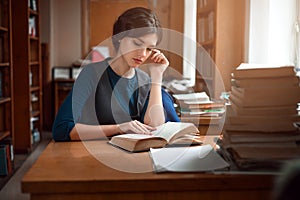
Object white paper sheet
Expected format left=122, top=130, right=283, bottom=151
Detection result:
left=150, top=145, right=229, bottom=172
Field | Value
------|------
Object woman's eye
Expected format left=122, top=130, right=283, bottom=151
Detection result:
left=133, top=40, right=153, bottom=52
left=133, top=41, right=142, bottom=47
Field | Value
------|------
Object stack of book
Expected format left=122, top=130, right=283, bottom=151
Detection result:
left=0, top=138, right=13, bottom=176
left=173, top=92, right=225, bottom=126
left=222, top=63, right=300, bottom=169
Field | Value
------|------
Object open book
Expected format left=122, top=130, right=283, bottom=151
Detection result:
left=109, top=122, right=200, bottom=152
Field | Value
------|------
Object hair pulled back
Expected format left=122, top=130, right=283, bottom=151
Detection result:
left=112, top=7, right=162, bottom=50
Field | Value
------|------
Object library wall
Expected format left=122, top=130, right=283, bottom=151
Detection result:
left=40, top=0, right=50, bottom=44
left=89, top=0, right=148, bottom=50
left=42, top=0, right=184, bottom=75
left=51, top=0, right=81, bottom=66
left=215, top=0, right=246, bottom=95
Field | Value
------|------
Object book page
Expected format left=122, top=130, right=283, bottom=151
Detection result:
left=237, top=63, right=294, bottom=70
left=151, top=122, right=198, bottom=143
left=112, top=134, right=155, bottom=140
left=173, top=92, right=210, bottom=101
left=184, top=100, right=213, bottom=104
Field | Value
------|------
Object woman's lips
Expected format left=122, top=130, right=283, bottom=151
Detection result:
left=132, top=58, right=143, bottom=65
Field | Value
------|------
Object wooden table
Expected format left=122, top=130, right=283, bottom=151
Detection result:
left=22, top=140, right=276, bottom=200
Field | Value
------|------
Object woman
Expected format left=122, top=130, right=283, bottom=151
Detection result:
left=52, top=7, right=179, bottom=141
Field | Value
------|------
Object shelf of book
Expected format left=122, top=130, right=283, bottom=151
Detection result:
left=195, top=0, right=246, bottom=99
left=0, top=27, right=8, bottom=32
left=196, top=0, right=216, bottom=96
left=173, top=92, right=226, bottom=136
left=12, top=0, right=42, bottom=153
left=0, top=131, right=10, bottom=141
left=0, top=0, right=14, bottom=178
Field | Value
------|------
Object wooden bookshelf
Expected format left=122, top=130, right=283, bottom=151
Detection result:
left=12, top=0, right=42, bottom=153
left=0, top=0, right=14, bottom=178
left=0, top=0, right=13, bottom=140
left=195, top=0, right=246, bottom=99
left=195, top=0, right=216, bottom=98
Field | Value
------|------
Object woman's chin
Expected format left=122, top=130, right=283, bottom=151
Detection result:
left=130, top=64, right=140, bottom=68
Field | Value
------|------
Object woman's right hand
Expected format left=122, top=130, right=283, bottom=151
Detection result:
left=118, top=120, right=157, bottom=135
left=144, top=49, right=169, bottom=81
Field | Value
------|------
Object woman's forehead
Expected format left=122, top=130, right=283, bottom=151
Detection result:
left=135, top=33, right=158, bottom=46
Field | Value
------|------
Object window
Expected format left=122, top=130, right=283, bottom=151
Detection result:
left=183, top=0, right=197, bottom=85
left=248, top=0, right=299, bottom=69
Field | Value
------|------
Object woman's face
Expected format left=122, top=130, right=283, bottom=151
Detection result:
left=118, top=33, right=158, bottom=68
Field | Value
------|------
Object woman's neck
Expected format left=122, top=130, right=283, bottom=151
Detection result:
left=108, top=56, right=135, bottom=79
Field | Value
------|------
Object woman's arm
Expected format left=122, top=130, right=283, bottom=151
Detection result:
left=52, top=64, right=98, bottom=141
left=69, top=120, right=156, bottom=140
left=161, top=89, right=180, bottom=122
left=69, top=123, right=121, bottom=140
left=52, top=91, right=75, bottom=141
left=143, top=50, right=169, bottom=127
left=143, top=76, right=165, bottom=126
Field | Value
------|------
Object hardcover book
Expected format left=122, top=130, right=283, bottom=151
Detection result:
left=232, top=63, right=296, bottom=79
left=109, top=122, right=200, bottom=152
left=232, top=76, right=299, bottom=88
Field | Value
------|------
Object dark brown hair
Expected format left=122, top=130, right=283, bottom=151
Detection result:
left=112, top=7, right=162, bottom=50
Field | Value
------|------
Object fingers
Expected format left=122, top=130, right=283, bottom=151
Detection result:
left=119, top=120, right=156, bottom=135
left=131, top=120, right=155, bottom=135
left=150, top=49, right=168, bottom=64
left=141, top=123, right=157, bottom=131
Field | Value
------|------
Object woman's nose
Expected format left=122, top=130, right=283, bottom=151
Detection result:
left=138, top=48, right=147, bottom=57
